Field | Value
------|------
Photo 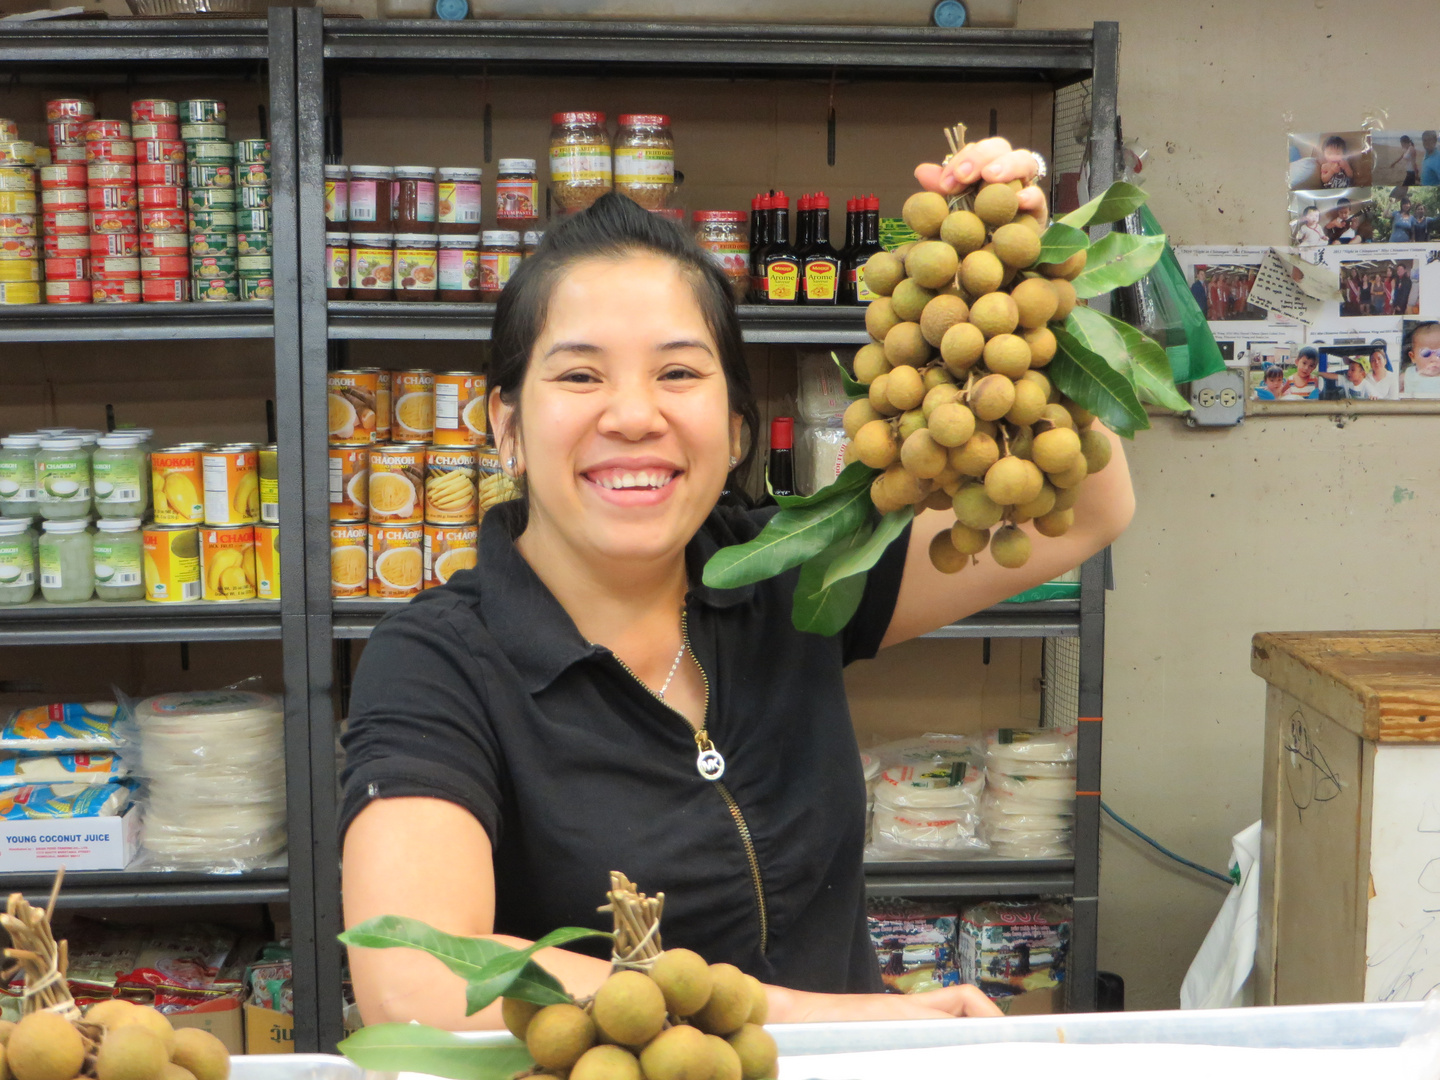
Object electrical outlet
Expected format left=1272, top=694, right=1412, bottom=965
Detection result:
left=1185, top=369, right=1247, bottom=426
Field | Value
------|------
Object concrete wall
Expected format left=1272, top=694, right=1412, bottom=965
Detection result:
left=1007, top=0, right=1440, bottom=1008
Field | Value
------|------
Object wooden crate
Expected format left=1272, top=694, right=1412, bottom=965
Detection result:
left=1251, top=631, right=1440, bottom=1005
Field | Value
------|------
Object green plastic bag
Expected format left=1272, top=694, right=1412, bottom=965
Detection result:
left=1127, top=204, right=1226, bottom=384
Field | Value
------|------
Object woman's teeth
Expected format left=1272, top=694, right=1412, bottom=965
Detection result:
left=594, top=470, right=675, bottom=490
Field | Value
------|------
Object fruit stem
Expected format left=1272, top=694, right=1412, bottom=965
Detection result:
left=598, top=871, right=665, bottom=974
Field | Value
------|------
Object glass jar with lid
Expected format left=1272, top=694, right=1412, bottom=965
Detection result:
left=437, top=234, right=480, bottom=303
left=479, top=231, right=521, bottom=302
left=693, top=211, right=750, bottom=302
left=614, top=114, right=674, bottom=210
left=0, top=517, right=36, bottom=605
left=93, top=517, right=144, bottom=601
left=522, top=230, right=544, bottom=254
left=0, top=433, right=43, bottom=519
left=327, top=232, right=351, bottom=300
left=393, top=233, right=438, bottom=302
left=347, top=165, right=394, bottom=234
left=35, top=436, right=91, bottom=520
left=496, top=158, right=538, bottom=231
left=324, top=164, right=349, bottom=226
left=350, top=234, right=394, bottom=301
left=549, top=112, right=611, bottom=212
left=392, top=166, right=437, bottom=234
left=92, top=433, right=149, bottom=519
left=437, top=168, right=482, bottom=234
left=38, top=517, right=92, bottom=603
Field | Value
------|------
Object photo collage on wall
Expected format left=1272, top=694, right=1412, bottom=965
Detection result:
left=1288, top=129, right=1440, bottom=248
left=1178, top=243, right=1440, bottom=401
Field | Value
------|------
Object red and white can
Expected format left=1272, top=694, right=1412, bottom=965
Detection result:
left=130, top=122, right=179, bottom=142
left=47, top=122, right=87, bottom=146
left=85, top=139, right=135, bottom=165
left=142, top=277, right=188, bottom=303
left=43, top=256, right=88, bottom=281
left=41, top=210, right=88, bottom=235
left=90, top=209, right=138, bottom=234
left=88, top=185, right=138, bottom=212
left=43, top=233, right=89, bottom=257
left=51, top=145, right=87, bottom=165
left=139, top=207, right=186, bottom=233
left=0, top=192, right=36, bottom=216
left=46, top=99, right=95, bottom=123
left=137, top=162, right=185, bottom=187
left=0, top=235, right=39, bottom=259
left=91, top=255, right=140, bottom=280
left=136, top=139, right=185, bottom=165
left=91, top=232, right=139, bottom=258
left=39, top=165, right=87, bottom=189
left=40, top=187, right=87, bottom=212
left=141, top=253, right=187, bottom=279
left=87, top=162, right=135, bottom=185
left=140, top=231, right=187, bottom=258
left=44, top=280, right=91, bottom=304
left=138, top=186, right=184, bottom=211
left=131, top=99, right=178, bottom=124
left=83, top=119, right=131, bottom=141
left=92, top=278, right=141, bottom=303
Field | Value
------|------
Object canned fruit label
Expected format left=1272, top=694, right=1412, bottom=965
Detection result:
left=329, top=444, right=369, bottom=521
left=194, top=277, right=240, bottom=302
left=0, top=456, right=37, bottom=502
left=92, top=255, right=140, bottom=280
left=152, top=450, right=203, bottom=524
left=237, top=231, right=271, bottom=256
left=0, top=142, right=36, bottom=164
left=438, top=181, right=481, bottom=226
left=1, top=214, right=37, bottom=236
left=189, top=210, right=237, bottom=232
left=132, top=99, right=179, bottom=123
left=424, top=448, right=477, bottom=524
left=237, top=164, right=270, bottom=188
left=192, top=255, right=237, bottom=279
left=47, top=99, right=95, bottom=122
left=140, top=208, right=186, bottom=233
left=201, top=526, right=256, bottom=600
left=137, top=140, right=185, bottom=165
left=90, top=209, right=138, bottom=233
left=0, top=282, right=41, bottom=305
left=394, top=391, right=435, bottom=442
left=91, top=279, right=141, bottom=304
left=369, top=524, right=423, bottom=599
left=84, top=120, right=130, bottom=141
left=143, top=526, right=201, bottom=602
left=43, top=256, right=86, bottom=281
left=374, top=370, right=393, bottom=441
left=185, top=139, right=234, bottom=162
left=0, top=260, right=40, bottom=284
left=239, top=277, right=273, bottom=301
left=140, top=186, right=184, bottom=210
left=424, top=523, right=478, bottom=588
left=330, top=523, right=368, bottom=599
left=350, top=242, right=392, bottom=291
left=44, top=280, right=90, bottom=304
left=235, top=139, right=270, bottom=164
left=92, top=457, right=143, bottom=506
left=41, top=188, right=87, bottom=210
left=238, top=253, right=271, bottom=275
left=141, top=254, right=189, bottom=278
left=0, top=193, right=37, bottom=215
left=190, top=230, right=237, bottom=255
left=88, top=186, right=138, bottom=212
left=434, top=373, right=487, bottom=446
left=92, top=536, right=142, bottom=590
left=92, top=232, right=139, bottom=257
left=2, top=235, right=40, bottom=258
left=368, top=448, right=423, bottom=524
left=141, top=278, right=188, bottom=303
left=44, top=233, right=89, bottom=255
left=36, top=457, right=91, bottom=508
left=328, top=371, right=380, bottom=443
left=188, top=164, right=234, bottom=190
left=42, top=210, right=88, bottom=235
left=85, top=140, right=135, bottom=164
left=395, top=246, right=438, bottom=292
left=254, top=523, right=279, bottom=598
left=87, top=162, right=135, bottom=184
left=180, top=100, right=226, bottom=124
left=130, top=123, right=179, bottom=141
left=477, top=447, right=520, bottom=522
left=239, top=186, right=271, bottom=210
left=496, top=179, right=538, bottom=221
left=137, top=161, right=185, bottom=186
left=237, top=208, right=271, bottom=232
left=0, top=532, right=35, bottom=589
left=179, top=123, right=227, bottom=143
left=202, top=448, right=260, bottom=525
left=259, top=447, right=279, bottom=524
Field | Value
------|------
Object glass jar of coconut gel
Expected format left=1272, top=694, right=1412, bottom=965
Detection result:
left=0, top=517, right=37, bottom=605
left=39, top=517, right=93, bottom=602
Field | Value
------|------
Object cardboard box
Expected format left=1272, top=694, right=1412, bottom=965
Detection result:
left=244, top=1004, right=294, bottom=1054
left=0, top=804, right=140, bottom=871
left=172, top=999, right=244, bottom=1055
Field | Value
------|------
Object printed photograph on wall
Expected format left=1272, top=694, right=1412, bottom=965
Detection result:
left=1306, top=330, right=1404, bottom=400
left=1287, top=188, right=1375, bottom=247
left=1400, top=319, right=1440, bottom=398
left=1371, top=130, right=1440, bottom=187
left=1320, top=243, right=1440, bottom=324
left=1370, top=185, right=1440, bottom=242
left=1234, top=338, right=1301, bottom=401
left=1175, top=247, right=1279, bottom=323
left=1288, top=130, right=1375, bottom=191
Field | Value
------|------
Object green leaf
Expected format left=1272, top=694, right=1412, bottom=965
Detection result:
left=1056, top=181, right=1149, bottom=229
left=792, top=525, right=874, bottom=636
left=1036, top=223, right=1089, bottom=265
left=702, top=485, right=871, bottom=589
left=832, top=350, right=868, bottom=400
left=461, top=925, right=611, bottom=1015
left=772, top=460, right=875, bottom=509
left=821, top=506, right=914, bottom=589
left=1070, top=307, right=1191, bottom=413
left=1070, top=232, right=1166, bottom=299
left=338, top=915, right=573, bottom=1012
left=339, top=1023, right=532, bottom=1080
left=1049, top=326, right=1149, bottom=439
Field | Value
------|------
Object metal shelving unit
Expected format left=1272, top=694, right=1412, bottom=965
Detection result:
left=0, top=9, right=321, bottom=1052
left=294, top=11, right=1118, bottom=1044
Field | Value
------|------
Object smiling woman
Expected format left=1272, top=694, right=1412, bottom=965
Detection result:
left=338, top=191, right=1132, bottom=1033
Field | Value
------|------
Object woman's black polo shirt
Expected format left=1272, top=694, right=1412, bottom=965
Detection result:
left=340, top=503, right=911, bottom=994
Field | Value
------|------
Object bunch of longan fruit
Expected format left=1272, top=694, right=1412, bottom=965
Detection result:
left=844, top=179, right=1112, bottom=572
left=0, top=1001, right=229, bottom=1080
left=503, top=950, right=775, bottom=1080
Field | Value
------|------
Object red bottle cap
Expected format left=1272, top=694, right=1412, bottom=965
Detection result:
left=773, top=192, right=790, bottom=209
left=865, top=194, right=879, bottom=210
left=847, top=198, right=858, bottom=211
left=751, top=195, right=760, bottom=210
left=813, top=193, right=829, bottom=209
left=798, top=194, right=809, bottom=211
left=759, top=193, right=773, bottom=209
left=770, top=416, right=794, bottom=451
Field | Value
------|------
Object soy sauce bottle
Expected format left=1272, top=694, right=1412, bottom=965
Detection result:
left=759, top=192, right=800, bottom=305
left=802, top=192, right=840, bottom=305
left=843, top=193, right=883, bottom=305
left=748, top=193, right=771, bottom=303
left=768, top=417, right=795, bottom=497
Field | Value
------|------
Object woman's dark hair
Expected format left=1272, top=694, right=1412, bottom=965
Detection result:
left=490, top=193, right=759, bottom=509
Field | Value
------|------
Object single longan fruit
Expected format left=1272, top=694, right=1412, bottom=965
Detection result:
left=743, top=975, right=767, bottom=1026
left=97, top=1027, right=168, bottom=1080
left=8, top=1013, right=86, bottom=1080
left=1080, top=428, right=1113, bottom=474
left=84, top=1001, right=138, bottom=1030
left=1049, top=454, right=1089, bottom=489
left=959, top=250, right=1005, bottom=297
left=950, top=432, right=1000, bottom=478
left=502, top=997, right=542, bottom=1040
left=951, top=481, right=1005, bottom=529
left=941, top=322, right=986, bottom=375
left=968, top=373, right=1016, bottom=422
left=1040, top=403, right=1076, bottom=429
left=853, top=419, right=899, bottom=469
left=919, top=294, right=970, bottom=348
left=860, top=251, right=905, bottom=296
left=984, top=456, right=1045, bottom=507
left=973, top=181, right=1020, bottom=227
left=905, top=240, right=961, bottom=290
left=1035, top=508, right=1075, bottom=537
left=1032, top=426, right=1083, bottom=474
left=708, top=1035, right=744, bottom=1080
left=571, top=1045, right=642, bottom=1080
left=900, top=428, right=948, bottom=479
left=884, top=321, right=933, bottom=368
left=871, top=472, right=907, bottom=515
left=885, top=363, right=926, bottom=411
left=929, top=529, right=967, bottom=574
left=1008, top=424, right=1034, bottom=461
left=852, top=342, right=891, bottom=384
left=1006, top=379, right=1048, bottom=427
left=969, top=291, right=1020, bottom=339
left=865, top=296, right=900, bottom=342
left=940, top=210, right=987, bottom=255
left=726, top=1024, right=779, bottom=1080
left=890, top=278, right=936, bottom=323
left=990, top=524, right=1033, bottom=568
left=897, top=407, right=927, bottom=442
left=1023, top=325, right=1058, bottom=367
left=991, top=222, right=1042, bottom=268
left=927, top=401, right=977, bottom=448
left=639, top=1025, right=713, bottom=1080
left=951, top=520, right=990, bottom=555
left=526, top=1004, right=596, bottom=1072
left=591, top=970, right=667, bottom=1047
left=922, top=487, right=954, bottom=511
left=1041, top=249, right=1087, bottom=281
left=923, top=365, right=955, bottom=392
left=983, top=333, right=1032, bottom=379
left=902, top=190, right=950, bottom=238
left=1050, top=278, right=1079, bottom=320
left=1052, top=484, right=1082, bottom=511
left=1020, top=369, right=1052, bottom=400
left=169, top=1029, right=230, bottom=1080
left=921, top=382, right=960, bottom=420
left=1011, top=276, right=1060, bottom=328
left=1014, top=483, right=1057, bottom=520
left=1063, top=398, right=1096, bottom=428
left=112, top=1007, right=174, bottom=1056
left=868, top=373, right=900, bottom=417
left=844, top=397, right=883, bottom=439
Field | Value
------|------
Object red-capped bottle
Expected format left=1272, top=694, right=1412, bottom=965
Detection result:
left=802, top=192, right=841, bottom=305
left=796, top=193, right=813, bottom=254
left=768, top=416, right=795, bottom=498
left=759, top=191, right=801, bottom=305
left=844, top=193, right=884, bottom=306
left=749, top=193, right=772, bottom=302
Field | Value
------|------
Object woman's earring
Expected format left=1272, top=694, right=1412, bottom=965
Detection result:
left=506, top=457, right=517, bottom=470
left=729, top=456, right=738, bottom=468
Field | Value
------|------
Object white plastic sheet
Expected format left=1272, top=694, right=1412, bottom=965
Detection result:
left=1180, top=820, right=1262, bottom=1009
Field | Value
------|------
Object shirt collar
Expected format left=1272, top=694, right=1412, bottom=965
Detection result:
left=477, top=506, right=756, bottom=694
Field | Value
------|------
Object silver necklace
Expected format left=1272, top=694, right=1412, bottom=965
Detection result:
left=656, top=639, right=687, bottom=701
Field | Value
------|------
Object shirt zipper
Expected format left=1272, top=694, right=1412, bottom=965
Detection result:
left=609, top=610, right=770, bottom=956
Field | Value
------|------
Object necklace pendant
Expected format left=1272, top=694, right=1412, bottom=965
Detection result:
left=696, top=747, right=726, bottom=782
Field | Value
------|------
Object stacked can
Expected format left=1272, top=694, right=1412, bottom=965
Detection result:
left=181, top=99, right=238, bottom=303
left=85, top=115, right=142, bottom=304
left=0, top=134, right=41, bottom=306
left=134, top=99, right=188, bottom=303
left=234, top=139, right=273, bottom=300
left=39, top=98, right=95, bottom=305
